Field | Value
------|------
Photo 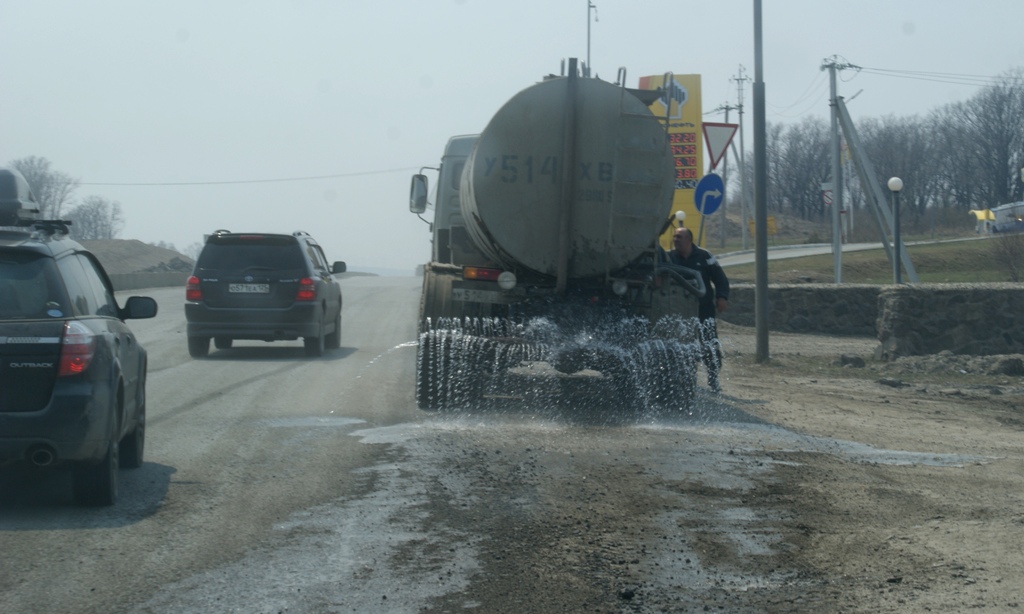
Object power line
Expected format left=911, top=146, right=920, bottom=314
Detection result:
left=766, top=69, right=829, bottom=117
left=860, top=66, right=1003, bottom=85
left=80, top=166, right=419, bottom=187
left=857, top=67, right=1009, bottom=88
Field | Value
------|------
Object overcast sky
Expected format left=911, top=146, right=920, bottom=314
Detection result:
left=3, top=1, right=1022, bottom=273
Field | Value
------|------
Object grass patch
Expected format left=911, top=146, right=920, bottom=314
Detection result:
left=724, top=237, right=1014, bottom=284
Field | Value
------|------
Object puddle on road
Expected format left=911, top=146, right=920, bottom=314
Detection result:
left=636, top=420, right=989, bottom=468
left=354, top=403, right=989, bottom=470
left=136, top=398, right=991, bottom=613
left=349, top=423, right=424, bottom=444
left=261, top=416, right=365, bottom=428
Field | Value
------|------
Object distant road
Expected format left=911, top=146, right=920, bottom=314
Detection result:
left=718, top=235, right=988, bottom=267
left=718, top=242, right=881, bottom=267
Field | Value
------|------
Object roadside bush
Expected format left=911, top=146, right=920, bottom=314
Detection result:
left=991, top=231, right=1024, bottom=282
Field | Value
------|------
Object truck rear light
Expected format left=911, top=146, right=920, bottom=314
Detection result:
left=59, top=320, right=97, bottom=376
left=463, top=266, right=502, bottom=281
left=185, top=276, right=203, bottom=301
left=295, top=277, right=317, bottom=301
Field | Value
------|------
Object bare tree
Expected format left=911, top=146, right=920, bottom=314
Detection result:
left=764, top=123, right=786, bottom=214
left=183, top=242, right=203, bottom=261
left=929, top=102, right=983, bottom=212
left=776, top=117, right=830, bottom=221
left=754, top=69, right=1023, bottom=237
left=958, top=69, right=1024, bottom=207
left=859, top=114, right=937, bottom=230
left=8, top=156, right=79, bottom=219
left=65, top=196, right=124, bottom=240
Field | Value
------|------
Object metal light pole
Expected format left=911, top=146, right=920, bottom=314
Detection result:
left=888, top=177, right=903, bottom=284
left=586, top=1, right=597, bottom=77
left=753, top=0, right=769, bottom=363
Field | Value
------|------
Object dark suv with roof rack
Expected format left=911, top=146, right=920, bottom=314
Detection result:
left=185, top=230, right=346, bottom=358
left=0, top=168, right=158, bottom=506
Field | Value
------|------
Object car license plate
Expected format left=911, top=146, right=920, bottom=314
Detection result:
left=229, top=283, right=269, bottom=293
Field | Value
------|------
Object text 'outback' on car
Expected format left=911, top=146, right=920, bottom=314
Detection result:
left=0, top=167, right=158, bottom=506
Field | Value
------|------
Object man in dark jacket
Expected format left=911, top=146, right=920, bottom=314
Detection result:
left=666, top=226, right=730, bottom=391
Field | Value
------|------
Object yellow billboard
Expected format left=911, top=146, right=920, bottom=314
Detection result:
left=637, top=73, right=703, bottom=249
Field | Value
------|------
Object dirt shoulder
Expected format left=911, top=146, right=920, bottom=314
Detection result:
left=716, top=322, right=1024, bottom=612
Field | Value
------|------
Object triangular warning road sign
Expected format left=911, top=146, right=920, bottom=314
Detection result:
left=702, top=122, right=738, bottom=170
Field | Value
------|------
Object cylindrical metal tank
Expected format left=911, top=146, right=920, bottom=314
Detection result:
left=460, top=74, right=674, bottom=279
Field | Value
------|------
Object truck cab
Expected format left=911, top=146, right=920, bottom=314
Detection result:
left=411, top=135, right=490, bottom=268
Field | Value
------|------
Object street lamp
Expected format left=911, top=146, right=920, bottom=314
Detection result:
left=887, top=176, right=904, bottom=284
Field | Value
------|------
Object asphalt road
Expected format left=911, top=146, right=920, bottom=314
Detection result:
left=0, top=278, right=422, bottom=612
left=0, top=276, right=1006, bottom=612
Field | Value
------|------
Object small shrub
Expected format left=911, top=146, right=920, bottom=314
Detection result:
left=991, top=231, right=1024, bottom=282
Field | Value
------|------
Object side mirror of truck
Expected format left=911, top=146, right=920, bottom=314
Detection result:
left=409, top=174, right=429, bottom=214
left=332, top=261, right=347, bottom=274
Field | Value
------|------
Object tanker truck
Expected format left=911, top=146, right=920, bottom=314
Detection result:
left=409, top=59, right=706, bottom=411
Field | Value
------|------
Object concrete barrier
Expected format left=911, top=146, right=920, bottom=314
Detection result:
left=109, top=272, right=188, bottom=292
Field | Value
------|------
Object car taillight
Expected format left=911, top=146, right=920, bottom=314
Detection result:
left=59, top=320, right=97, bottom=377
left=295, top=277, right=317, bottom=301
left=186, top=275, right=202, bottom=301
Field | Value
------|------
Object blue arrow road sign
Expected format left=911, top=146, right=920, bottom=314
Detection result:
left=694, top=173, right=725, bottom=215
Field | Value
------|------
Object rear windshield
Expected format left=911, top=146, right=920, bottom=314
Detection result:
left=195, top=235, right=305, bottom=272
left=0, top=251, right=70, bottom=319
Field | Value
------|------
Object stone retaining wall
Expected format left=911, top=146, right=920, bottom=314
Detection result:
left=875, top=283, right=1024, bottom=359
left=720, top=283, right=1024, bottom=359
left=721, top=284, right=879, bottom=337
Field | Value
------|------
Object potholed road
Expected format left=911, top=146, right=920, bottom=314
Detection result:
left=0, top=276, right=1011, bottom=613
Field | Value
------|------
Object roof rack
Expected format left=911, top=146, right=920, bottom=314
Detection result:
left=292, top=230, right=312, bottom=238
left=30, top=219, right=73, bottom=238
